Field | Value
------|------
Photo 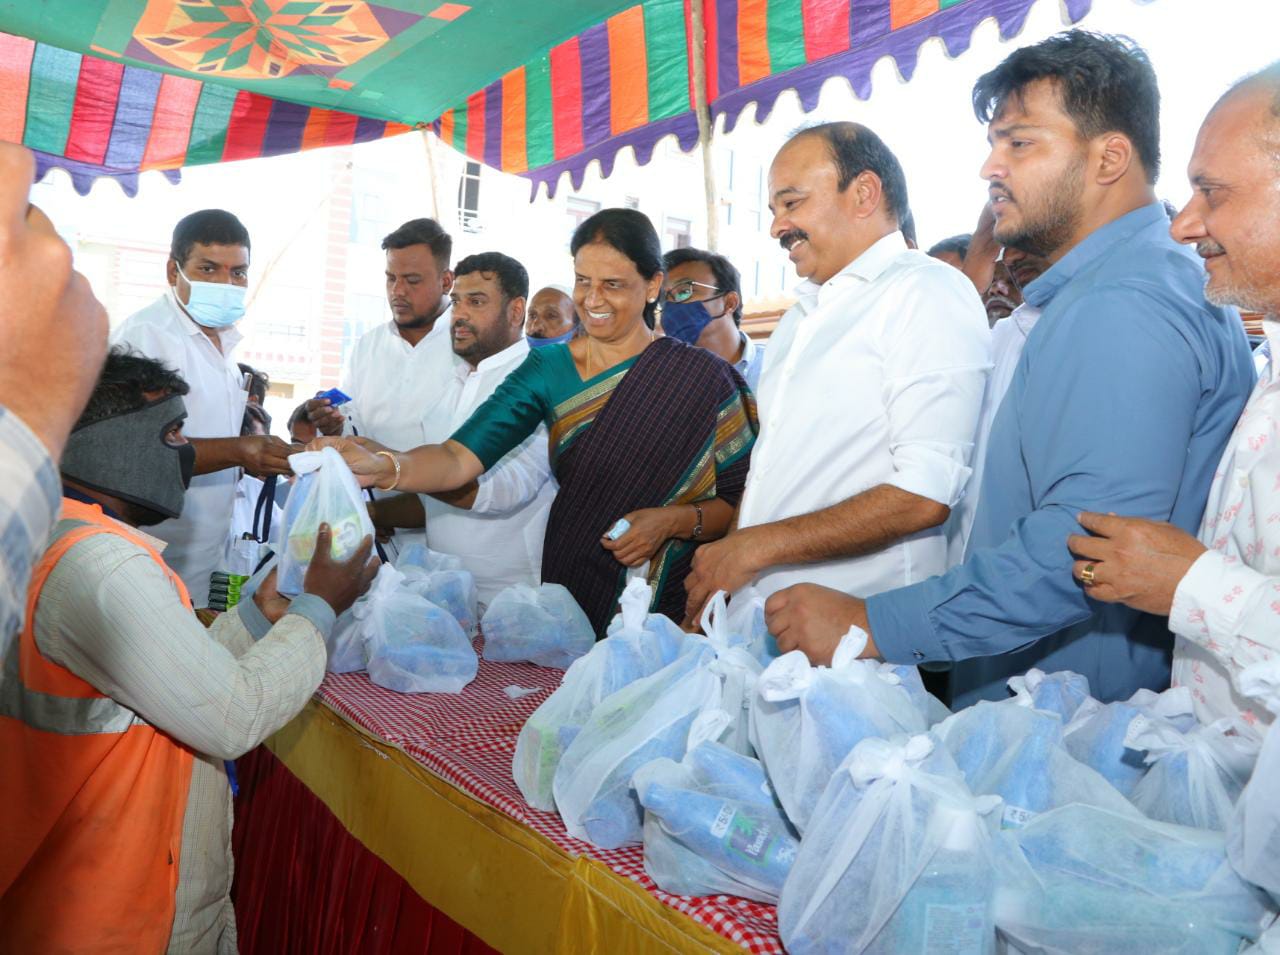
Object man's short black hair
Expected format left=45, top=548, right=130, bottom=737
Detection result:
left=76, top=347, right=190, bottom=430
left=972, top=31, right=1161, bottom=183
left=928, top=234, right=972, bottom=260
left=170, top=210, right=250, bottom=267
left=237, top=362, right=269, bottom=405
left=454, top=252, right=529, bottom=303
left=900, top=209, right=918, bottom=247
left=382, top=218, right=453, bottom=272
left=791, top=122, right=910, bottom=223
left=241, top=401, right=271, bottom=437
left=663, top=247, right=744, bottom=326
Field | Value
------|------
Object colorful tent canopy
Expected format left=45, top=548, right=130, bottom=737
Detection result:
left=0, top=0, right=1101, bottom=195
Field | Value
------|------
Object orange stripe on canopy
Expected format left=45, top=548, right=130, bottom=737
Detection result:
left=439, top=108, right=455, bottom=146
left=140, top=73, right=201, bottom=170
left=501, top=68, right=528, bottom=173
left=0, top=33, right=35, bottom=144
left=300, top=109, right=331, bottom=152
left=606, top=6, right=648, bottom=135
left=890, top=0, right=939, bottom=30
left=737, top=0, right=771, bottom=87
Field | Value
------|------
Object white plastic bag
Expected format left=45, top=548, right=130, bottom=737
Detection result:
left=749, top=630, right=928, bottom=833
left=1127, top=715, right=1259, bottom=831
left=882, top=663, right=951, bottom=726
left=512, top=580, right=691, bottom=811
left=346, top=565, right=477, bottom=694
left=1229, top=659, right=1280, bottom=898
left=995, top=804, right=1271, bottom=954
left=553, top=644, right=720, bottom=848
left=401, top=564, right=478, bottom=635
left=633, top=711, right=799, bottom=902
left=481, top=582, right=594, bottom=668
left=936, top=701, right=1138, bottom=829
left=778, top=734, right=1001, bottom=954
left=277, top=446, right=374, bottom=596
left=1007, top=668, right=1091, bottom=722
left=700, top=592, right=765, bottom=754
left=724, top=586, right=780, bottom=666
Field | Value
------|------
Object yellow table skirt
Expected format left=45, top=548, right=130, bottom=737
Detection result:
left=266, top=699, right=744, bottom=954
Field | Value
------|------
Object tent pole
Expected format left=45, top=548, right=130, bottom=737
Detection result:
left=689, top=0, right=719, bottom=252
left=420, top=127, right=441, bottom=222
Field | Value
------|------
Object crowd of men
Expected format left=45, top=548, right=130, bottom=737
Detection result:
left=1, top=26, right=1279, bottom=954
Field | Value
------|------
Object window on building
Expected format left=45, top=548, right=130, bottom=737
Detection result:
left=624, top=195, right=640, bottom=210
left=664, top=216, right=692, bottom=250
left=565, top=197, right=601, bottom=244
left=457, top=161, right=482, bottom=233
left=351, top=190, right=385, bottom=246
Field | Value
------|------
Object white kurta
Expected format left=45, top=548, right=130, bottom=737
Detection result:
left=418, top=337, right=554, bottom=606
left=111, top=291, right=247, bottom=606
left=736, top=232, right=991, bottom=600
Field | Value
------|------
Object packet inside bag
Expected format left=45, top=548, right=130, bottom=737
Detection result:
left=749, top=628, right=928, bottom=833
left=1007, top=668, right=1092, bottom=723
left=481, top=582, right=595, bottom=669
left=634, top=710, right=800, bottom=903
left=276, top=446, right=374, bottom=596
left=1061, top=686, right=1195, bottom=797
left=511, top=579, right=692, bottom=811
left=778, top=734, right=1001, bottom=955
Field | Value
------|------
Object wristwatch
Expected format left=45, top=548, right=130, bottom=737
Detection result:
left=690, top=502, right=704, bottom=540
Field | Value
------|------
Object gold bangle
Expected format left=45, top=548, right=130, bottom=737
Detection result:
left=373, top=450, right=401, bottom=491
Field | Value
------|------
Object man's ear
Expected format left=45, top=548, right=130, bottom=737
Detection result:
left=1095, top=132, right=1135, bottom=186
left=509, top=295, right=527, bottom=329
left=166, top=257, right=179, bottom=287
left=723, top=290, right=741, bottom=320
left=440, top=269, right=455, bottom=295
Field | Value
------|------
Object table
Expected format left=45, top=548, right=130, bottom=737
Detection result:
left=231, top=642, right=785, bottom=954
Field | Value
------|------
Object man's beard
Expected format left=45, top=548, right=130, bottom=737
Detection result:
left=395, top=307, right=439, bottom=330
left=1199, top=240, right=1278, bottom=315
left=995, top=154, right=1086, bottom=260
left=452, top=319, right=509, bottom=363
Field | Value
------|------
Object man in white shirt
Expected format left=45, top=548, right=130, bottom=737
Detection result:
left=684, top=122, right=990, bottom=617
left=303, top=218, right=456, bottom=557
left=112, top=210, right=294, bottom=607
left=1066, top=63, right=1280, bottom=732
left=366, top=252, right=553, bottom=605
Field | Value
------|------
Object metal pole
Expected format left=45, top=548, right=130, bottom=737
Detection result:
left=420, top=126, right=441, bottom=222
left=688, top=0, right=719, bottom=251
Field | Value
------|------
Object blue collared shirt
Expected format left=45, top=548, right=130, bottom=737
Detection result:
left=868, top=202, right=1256, bottom=707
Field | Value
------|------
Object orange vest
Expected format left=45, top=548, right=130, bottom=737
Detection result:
left=0, top=498, right=196, bottom=954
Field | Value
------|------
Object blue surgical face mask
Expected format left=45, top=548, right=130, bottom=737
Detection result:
left=659, top=299, right=722, bottom=345
left=174, top=266, right=247, bottom=329
left=527, top=328, right=576, bottom=348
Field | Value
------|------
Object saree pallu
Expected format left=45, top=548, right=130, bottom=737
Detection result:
left=542, top=337, right=757, bottom=634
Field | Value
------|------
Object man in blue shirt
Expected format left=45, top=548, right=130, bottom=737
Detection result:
left=762, top=31, right=1255, bottom=706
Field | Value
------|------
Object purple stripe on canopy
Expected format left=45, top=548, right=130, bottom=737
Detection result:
left=103, top=66, right=161, bottom=170
left=482, top=78, right=503, bottom=168
left=578, top=22, right=612, bottom=147
left=849, top=0, right=891, bottom=47
left=260, top=98, right=309, bottom=157
left=354, top=115, right=389, bottom=143
left=715, top=0, right=740, bottom=94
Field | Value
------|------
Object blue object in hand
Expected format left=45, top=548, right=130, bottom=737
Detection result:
left=605, top=518, right=631, bottom=541
left=317, top=387, right=352, bottom=406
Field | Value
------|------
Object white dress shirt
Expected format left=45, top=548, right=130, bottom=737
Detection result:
left=341, top=308, right=454, bottom=557
left=736, top=231, right=990, bottom=600
left=946, top=303, right=1043, bottom=563
left=112, top=291, right=248, bottom=607
left=418, top=337, right=554, bottom=606
left=1170, top=318, right=1277, bottom=734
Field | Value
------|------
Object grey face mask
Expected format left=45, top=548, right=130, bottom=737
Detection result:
left=61, top=395, right=192, bottom=520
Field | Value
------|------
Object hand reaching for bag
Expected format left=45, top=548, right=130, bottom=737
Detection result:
left=303, top=523, right=378, bottom=615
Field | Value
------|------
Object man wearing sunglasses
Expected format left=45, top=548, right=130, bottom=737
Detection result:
left=660, top=248, right=765, bottom=391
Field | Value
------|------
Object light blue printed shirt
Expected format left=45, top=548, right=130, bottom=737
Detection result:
left=868, top=203, right=1256, bottom=707
left=0, top=407, right=59, bottom=665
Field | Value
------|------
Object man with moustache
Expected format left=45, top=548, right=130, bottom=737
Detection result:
left=366, top=253, right=554, bottom=604
left=525, top=284, right=578, bottom=346
left=299, top=218, right=455, bottom=556
left=683, top=122, right=990, bottom=620
left=763, top=32, right=1255, bottom=708
left=1066, top=63, right=1280, bottom=732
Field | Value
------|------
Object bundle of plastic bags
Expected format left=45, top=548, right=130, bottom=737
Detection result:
left=1007, top=668, right=1092, bottom=722
left=1127, top=714, right=1259, bottom=831
left=698, top=592, right=765, bottom=754
left=1062, top=686, right=1195, bottom=797
left=553, top=643, right=720, bottom=848
left=480, top=582, right=594, bottom=668
left=778, top=734, right=1001, bottom=954
left=995, top=804, right=1271, bottom=954
left=277, top=446, right=374, bottom=596
left=634, top=712, right=800, bottom=902
left=1229, top=660, right=1280, bottom=899
left=397, top=545, right=478, bottom=635
left=749, top=630, right=927, bottom=833
left=512, top=583, right=691, bottom=812
left=935, top=701, right=1138, bottom=829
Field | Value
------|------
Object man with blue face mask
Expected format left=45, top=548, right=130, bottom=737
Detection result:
left=112, top=210, right=294, bottom=607
left=525, top=285, right=579, bottom=347
left=660, top=248, right=765, bottom=391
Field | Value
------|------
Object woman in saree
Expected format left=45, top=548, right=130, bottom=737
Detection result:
left=318, top=208, right=757, bottom=635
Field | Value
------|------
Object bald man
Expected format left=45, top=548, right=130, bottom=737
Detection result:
left=525, top=286, right=577, bottom=346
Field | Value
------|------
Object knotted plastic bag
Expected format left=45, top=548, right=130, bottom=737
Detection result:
left=936, top=701, right=1138, bottom=830
left=1061, top=686, right=1195, bottom=797
left=724, top=586, right=780, bottom=666
left=1228, top=659, right=1280, bottom=899
left=1127, top=714, right=1259, bottom=831
left=1007, top=668, right=1092, bottom=723
left=995, top=803, right=1271, bottom=955
left=552, top=643, right=720, bottom=848
left=699, top=592, right=765, bottom=755
left=634, top=711, right=800, bottom=903
left=277, top=446, right=374, bottom=596
left=481, top=582, right=594, bottom=668
left=778, top=734, right=1001, bottom=954
left=749, top=629, right=927, bottom=833
left=511, top=580, right=692, bottom=811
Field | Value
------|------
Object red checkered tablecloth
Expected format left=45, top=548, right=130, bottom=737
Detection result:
left=316, top=638, right=784, bottom=954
